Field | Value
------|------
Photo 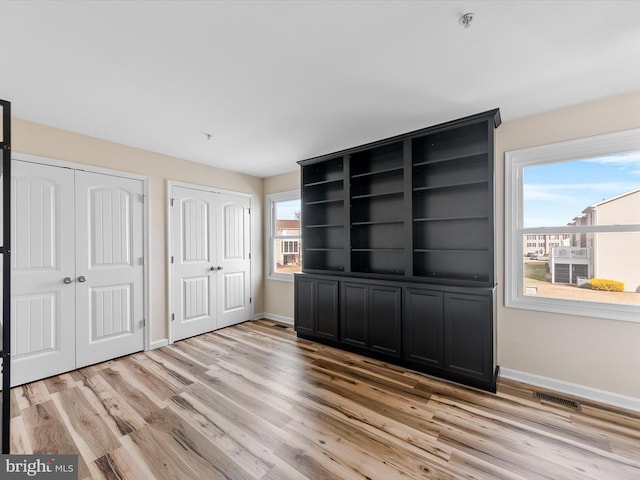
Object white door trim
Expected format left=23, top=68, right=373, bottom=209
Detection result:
left=12, top=152, right=151, bottom=351
left=168, top=179, right=253, bottom=198
left=166, top=180, right=253, bottom=345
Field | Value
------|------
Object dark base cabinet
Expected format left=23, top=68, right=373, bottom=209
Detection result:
left=341, top=281, right=401, bottom=358
left=403, top=287, right=444, bottom=368
left=404, top=286, right=496, bottom=391
left=295, top=274, right=497, bottom=392
left=294, top=275, right=338, bottom=341
left=444, top=292, right=493, bottom=382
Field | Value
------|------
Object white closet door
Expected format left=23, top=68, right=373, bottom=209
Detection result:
left=216, top=193, right=251, bottom=329
left=10, top=161, right=76, bottom=386
left=75, top=171, right=144, bottom=368
left=171, top=186, right=217, bottom=341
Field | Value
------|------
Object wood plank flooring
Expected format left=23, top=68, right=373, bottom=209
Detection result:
left=7, top=320, right=640, bottom=479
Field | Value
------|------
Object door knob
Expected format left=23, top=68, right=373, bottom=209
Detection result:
left=63, top=277, right=73, bottom=284
left=210, top=266, right=216, bottom=271
left=77, top=275, right=87, bottom=283
left=216, top=266, right=223, bottom=271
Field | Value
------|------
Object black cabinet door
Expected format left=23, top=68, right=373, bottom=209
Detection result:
left=316, top=279, right=339, bottom=340
left=341, top=282, right=367, bottom=348
left=369, top=285, right=402, bottom=357
left=403, top=288, right=444, bottom=367
left=444, top=292, right=491, bottom=380
left=294, top=276, right=315, bottom=336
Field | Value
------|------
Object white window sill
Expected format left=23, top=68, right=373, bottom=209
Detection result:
left=505, top=293, right=640, bottom=323
left=267, top=273, right=296, bottom=283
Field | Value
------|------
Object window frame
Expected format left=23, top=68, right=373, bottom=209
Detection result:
left=505, top=128, right=640, bottom=323
left=266, top=189, right=301, bottom=282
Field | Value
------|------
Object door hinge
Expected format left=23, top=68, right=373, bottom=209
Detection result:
left=171, top=313, right=175, bottom=322
left=139, top=257, right=145, bottom=265
left=171, top=256, right=174, bottom=264
left=248, top=252, right=251, bottom=259
left=248, top=208, right=251, bottom=214
left=141, top=319, right=146, bottom=328
left=170, top=198, right=175, bottom=207
left=250, top=297, right=252, bottom=303
left=140, top=194, right=146, bottom=203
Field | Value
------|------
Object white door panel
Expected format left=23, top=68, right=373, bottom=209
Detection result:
left=10, top=161, right=75, bottom=386
left=172, top=187, right=216, bottom=341
left=171, top=187, right=251, bottom=340
left=217, top=195, right=251, bottom=328
left=75, top=171, right=144, bottom=368
left=7, top=162, right=146, bottom=386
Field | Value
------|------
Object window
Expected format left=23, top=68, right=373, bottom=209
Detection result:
left=506, top=128, right=640, bottom=322
left=282, top=240, right=299, bottom=254
left=266, top=190, right=301, bottom=281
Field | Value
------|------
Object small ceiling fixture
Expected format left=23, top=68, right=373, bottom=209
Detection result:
left=459, top=12, right=474, bottom=29
left=202, top=132, right=213, bottom=140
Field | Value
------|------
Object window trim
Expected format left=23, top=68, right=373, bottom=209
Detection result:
left=266, top=189, right=301, bottom=282
left=505, top=128, right=640, bottom=323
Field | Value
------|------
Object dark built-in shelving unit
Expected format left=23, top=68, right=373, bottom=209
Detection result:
left=350, top=141, right=405, bottom=276
left=295, top=109, right=501, bottom=392
left=301, top=156, right=347, bottom=273
left=1, top=99, right=12, bottom=453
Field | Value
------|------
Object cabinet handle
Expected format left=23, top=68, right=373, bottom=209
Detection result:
left=63, top=277, right=73, bottom=284
left=77, top=275, right=87, bottom=283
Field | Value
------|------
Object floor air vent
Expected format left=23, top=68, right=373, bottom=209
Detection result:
left=534, top=391, right=581, bottom=410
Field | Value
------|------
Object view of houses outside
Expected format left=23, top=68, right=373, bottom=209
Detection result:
left=274, top=218, right=301, bottom=273
left=523, top=154, right=640, bottom=304
left=552, top=189, right=640, bottom=291
left=273, top=198, right=301, bottom=274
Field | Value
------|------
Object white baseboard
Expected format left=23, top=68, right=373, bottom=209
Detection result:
left=149, top=339, right=169, bottom=350
left=500, top=367, right=640, bottom=413
left=253, top=312, right=294, bottom=325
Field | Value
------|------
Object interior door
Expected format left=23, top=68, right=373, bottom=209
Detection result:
left=10, top=161, right=76, bottom=386
left=171, top=186, right=251, bottom=341
left=171, top=186, right=217, bottom=341
left=75, top=171, right=145, bottom=368
left=216, top=193, right=251, bottom=328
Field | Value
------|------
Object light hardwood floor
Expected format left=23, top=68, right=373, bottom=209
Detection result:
left=7, top=320, right=640, bottom=479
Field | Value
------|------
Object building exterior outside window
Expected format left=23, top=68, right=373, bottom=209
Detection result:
left=267, top=191, right=301, bottom=280
left=505, top=128, right=640, bottom=322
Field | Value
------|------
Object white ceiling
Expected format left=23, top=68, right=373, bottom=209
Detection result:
left=2, top=1, right=640, bottom=178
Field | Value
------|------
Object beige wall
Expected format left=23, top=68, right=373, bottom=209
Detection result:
left=496, top=90, right=640, bottom=398
left=263, top=171, right=300, bottom=321
left=12, top=118, right=264, bottom=343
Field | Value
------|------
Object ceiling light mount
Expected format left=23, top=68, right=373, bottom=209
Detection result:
left=459, top=12, right=474, bottom=29
left=202, top=132, right=213, bottom=141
